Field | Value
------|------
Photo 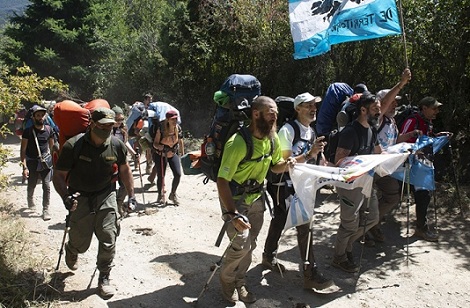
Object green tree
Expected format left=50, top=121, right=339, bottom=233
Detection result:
left=1, top=0, right=129, bottom=101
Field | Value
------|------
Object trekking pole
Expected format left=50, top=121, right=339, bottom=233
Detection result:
left=357, top=195, right=371, bottom=275
left=135, top=148, right=146, bottom=206
left=55, top=212, right=70, bottom=271
left=303, top=208, right=315, bottom=281
left=160, top=151, right=167, bottom=204
left=404, top=156, right=411, bottom=265
left=448, top=142, right=465, bottom=218
left=183, top=232, right=238, bottom=304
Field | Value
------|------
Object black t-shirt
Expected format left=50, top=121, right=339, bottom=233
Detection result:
left=337, top=120, right=377, bottom=156
left=22, top=125, right=54, bottom=158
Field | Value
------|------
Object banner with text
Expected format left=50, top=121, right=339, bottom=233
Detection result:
left=289, top=0, right=402, bottom=59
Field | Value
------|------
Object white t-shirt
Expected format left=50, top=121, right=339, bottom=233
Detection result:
left=277, top=120, right=315, bottom=156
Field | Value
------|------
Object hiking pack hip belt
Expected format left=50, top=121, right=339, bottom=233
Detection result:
left=230, top=179, right=264, bottom=196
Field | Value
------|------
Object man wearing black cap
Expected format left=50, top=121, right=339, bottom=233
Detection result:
left=20, top=105, right=55, bottom=221
left=399, top=96, right=446, bottom=242
left=53, top=107, right=136, bottom=298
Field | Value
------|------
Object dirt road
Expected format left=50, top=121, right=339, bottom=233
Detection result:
left=1, top=134, right=469, bottom=308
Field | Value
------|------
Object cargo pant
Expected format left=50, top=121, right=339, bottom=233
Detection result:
left=333, top=187, right=379, bottom=262
left=66, top=188, right=120, bottom=274
left=219, top=197, right=265, bottom=288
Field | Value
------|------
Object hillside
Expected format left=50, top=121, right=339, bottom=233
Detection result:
left=0, top=0, right=29, bottom=26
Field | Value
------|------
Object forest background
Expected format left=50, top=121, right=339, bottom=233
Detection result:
left=0, top=0, right=469, bottom=181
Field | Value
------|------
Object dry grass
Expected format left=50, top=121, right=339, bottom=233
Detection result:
left=0, top=200, right=56, bottom=308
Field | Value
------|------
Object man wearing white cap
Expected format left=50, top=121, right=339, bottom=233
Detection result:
left=263, top=92, right=333, bottom=290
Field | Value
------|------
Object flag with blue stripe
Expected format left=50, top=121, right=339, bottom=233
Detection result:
left=289, top=0, right=402, bottom=59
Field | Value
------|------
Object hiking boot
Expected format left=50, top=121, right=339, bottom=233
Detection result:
left=98, top=272, right=115, bottom=298
left=332, top=255, right=359, bottom=273
left=65, top=244, right=78, bottom=271
left=169, top=193, right=179, bottom=206
left=361, top=233, right=376, bottom=247
left=304, top=268, right=334, bottom=290
left=369, top=225, right=385, bottom=242
left=220, top=279, right=238, bottom=303
left=237, top=285, right=256, bottom=303
left=262, top=253, right=286, bottom=273
left=42, top=209, right=51, bottom=221
left=414, top=226, right=438, bottom=242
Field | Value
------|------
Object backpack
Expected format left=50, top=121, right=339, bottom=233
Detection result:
left=324, top=121, right=376, bottom=164
left=200, top=74, right=263, bottom=183
left=394, top=104, right=420, bottom=132
left=53, top=100, right=91, bottom=150
left=274, top=96, right=296, bottom=130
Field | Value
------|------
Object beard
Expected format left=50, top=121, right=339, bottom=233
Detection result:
left=367, top=113, right=380, bottom=127
left=34, top=119, right=44, bottom=126
left=255, top=113, right=276, bottom=138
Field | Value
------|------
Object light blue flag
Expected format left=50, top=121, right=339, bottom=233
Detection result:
left=390, top=136, right=450, bottom=191
left=289, top=0, right=402, bottom=59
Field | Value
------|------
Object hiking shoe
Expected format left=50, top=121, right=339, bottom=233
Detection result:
left=237, top=285, right=256, bottom=303
left=42, top=209, right=51, bottom=221
left=157, top=193, right=164, bottom=204
left=145, top=164, right=153, bottom=174
left=28, top=199, right=36, bottom=210
left=220, top=279, right=238, bottom=303
left=169, top=193, right=179, bottom=206
left=414, top=226, right=438, bottom=242
left=304, top=269, right=334, bottom=290
left=332, top=255, right=359, bottom=273
left=98, top=273, right=115, bottom=299
left=361, top=233, right=376, bottom=247
left=369, top=226, right=385, bottom=242
left=65, top=245, right=78, bottom=271
left=262, top=253, right=286, bottom=273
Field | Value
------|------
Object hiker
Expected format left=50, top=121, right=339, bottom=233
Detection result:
left=112, top=106, right=129, bottom=215
left=52, top=107, right=135, bottom=298
left=20, top=105, right=55, bottom=221
left=262, top=92, right=333, bottom=290
left=399, top=96, right=450, bottom=242
left=217, top=96, right=294, bottom=303
left=369, top=68, right=414, bottom=243
left=152, top=110, right=184, bottom=205
left=331, top=93, right=382, bottom=273
left=126, top=93, right=154, bottom=174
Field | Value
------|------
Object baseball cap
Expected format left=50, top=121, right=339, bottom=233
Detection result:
left=166, top=110, right=178, bottom=119
left=111, top=106, right=124, bottom=115
left=419, top=96, right=442, bottom=108
left=293, top=92, right=322, bottom=108
left=92, top=107, right=116, bottom=124
left=31, top=105, right=47, bottom=114
left=376, top=89, right=402, bottom=101
left=354, top=83, right=368, bottom=94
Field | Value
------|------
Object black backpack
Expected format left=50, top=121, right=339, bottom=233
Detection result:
left=394, top=104, right=420, bottom=131
left=200, top=74, right=263, bottom=183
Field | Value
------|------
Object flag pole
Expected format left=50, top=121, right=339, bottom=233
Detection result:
left=397, top=0, right=409, bottom=67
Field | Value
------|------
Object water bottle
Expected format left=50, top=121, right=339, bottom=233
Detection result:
left=205, top=137, right=216, bottom=158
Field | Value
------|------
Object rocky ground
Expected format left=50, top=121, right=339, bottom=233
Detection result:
left=1, top=133, right=470, bottom=308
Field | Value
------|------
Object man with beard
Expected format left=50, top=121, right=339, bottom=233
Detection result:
left=217, top=96, right=295, bottom=303
left=262, top=92, right=333, bottom=290
left=20, top=105, right=55, bottom=220
left=53, top=107, right=135, bottom=298
left=331, top=93, right=382, bottom=273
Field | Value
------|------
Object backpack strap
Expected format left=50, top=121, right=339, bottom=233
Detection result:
left=238, top=126, right=273, bottom=163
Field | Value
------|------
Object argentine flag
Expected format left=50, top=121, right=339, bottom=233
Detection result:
left=289, top=0, right=402, bottom=59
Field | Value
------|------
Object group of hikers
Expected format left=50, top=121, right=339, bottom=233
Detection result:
left=17, top=67, right=451, bottom=302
